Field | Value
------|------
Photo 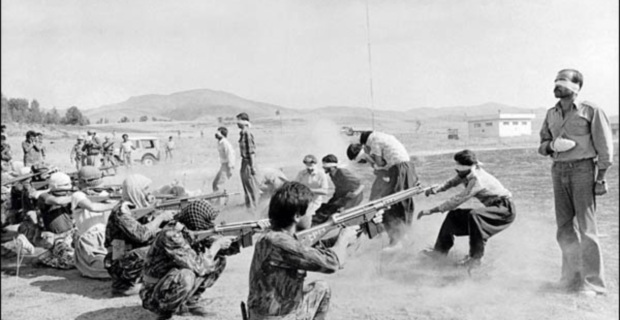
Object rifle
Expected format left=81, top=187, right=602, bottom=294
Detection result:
left=30, top=167, right=117, bottom=190
left=1, top=167, right=59, bottom=186
left=296, top=185, right=430, bottom=247
left=131, top=190, right=239, bottom=220
left=190, top=218, right=270, bottom=247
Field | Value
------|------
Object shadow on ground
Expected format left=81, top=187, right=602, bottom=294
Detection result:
left=75, top=306, right=152, bottom=320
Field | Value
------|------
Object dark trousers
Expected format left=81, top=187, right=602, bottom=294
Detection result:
left=240, top=159, right=258, bottom=209
left=434, top=199, right=515, bottom=259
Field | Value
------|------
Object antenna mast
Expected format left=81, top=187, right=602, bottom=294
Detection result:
left=365, top=0, right=375, bottom=130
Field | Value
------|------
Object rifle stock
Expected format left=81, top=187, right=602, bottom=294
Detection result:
left=2, top=167, right=59, bottom=186
left=190, top=218, right=270, bottom=248
left=131, top=191, right=239, bottom=220
left=296, top=185, right=430, bottom=247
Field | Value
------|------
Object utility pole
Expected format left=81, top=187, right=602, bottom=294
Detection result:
left=365, top=0, right=375, bottom=130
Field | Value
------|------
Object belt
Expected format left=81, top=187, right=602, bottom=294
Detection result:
left=554, top=158, right=593, bottom=164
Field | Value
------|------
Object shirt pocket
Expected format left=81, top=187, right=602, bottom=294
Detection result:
left=566, top=116, right=590, bottom=136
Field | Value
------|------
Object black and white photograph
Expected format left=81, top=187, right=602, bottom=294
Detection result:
left=1, top=0, right=618, bottom=319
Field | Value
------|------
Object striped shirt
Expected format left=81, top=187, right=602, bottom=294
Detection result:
left=238, top=128, right=256, bottom=159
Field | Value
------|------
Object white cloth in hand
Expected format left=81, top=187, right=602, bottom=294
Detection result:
left=551, top=137, right=576, bottom=153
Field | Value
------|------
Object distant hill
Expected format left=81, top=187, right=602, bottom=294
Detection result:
left=84, top=88, right=546, bottom=124
left=83, top=89, right=296, bottom=122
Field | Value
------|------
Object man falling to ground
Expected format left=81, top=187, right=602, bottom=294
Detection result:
left=312, top=154, right=364, bottom=226
left=347, top=130, right=418, bottom=251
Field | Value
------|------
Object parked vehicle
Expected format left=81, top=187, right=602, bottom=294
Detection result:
left=114, top=136, right=161, bottom=166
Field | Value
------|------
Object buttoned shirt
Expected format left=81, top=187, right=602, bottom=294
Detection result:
left=239, top=128, right=256, bottom=159
left=295, top=169, right=329, bottom=205
left=217, top=137, right=235, bottom=164
left=365, top=132, right=410, bottom=168
left=432, top=167, right=512, bottom=213
left=247, top=230, right=340, bottom=317
left=539, top=100, right=614, bottom=169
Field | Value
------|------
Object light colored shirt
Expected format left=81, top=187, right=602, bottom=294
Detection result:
left=295, top=169, right=329, bottom=205
left=432, top=167, right=511, bottom=213
left=166, top=140, right=175, bottom=150
left=71, top=191, right=111, bottom=237
left=539, top=100, right=614, bottom=169
left=120, top=141, right=134, bottom=154
left=365, top=132, right=410, bottom=168
left=217, top=138, right=235, bottom=164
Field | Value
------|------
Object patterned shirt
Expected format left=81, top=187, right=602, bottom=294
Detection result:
left=217, top=137, right=236, bottom=164
left=104, top=201, right=158, bottom=250
left=247, top=230, right=340, bottom=317
left=329, top=167, right=361, bottom=201
left=70, top=142, right=85, bottom=161
left=539, top=100, right=614, bottom=169
left=431, top=167, right=512, bottom=213
left=142, top=225, right=219, bottom=280
left=238, top=128, right=256, bottom=159
left=295, top=169, right=329, bottom=205
left=364, top=132, right=410, bottom=168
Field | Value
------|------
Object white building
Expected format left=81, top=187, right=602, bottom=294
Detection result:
left=468, top=112, right=536, bottom=138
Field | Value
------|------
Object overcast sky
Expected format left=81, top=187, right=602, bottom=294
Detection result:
left=2, top=0, right=618, bottom=115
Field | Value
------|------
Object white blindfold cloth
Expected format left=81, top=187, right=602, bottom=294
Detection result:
left=454, top=161, right=483, bottom=171
left=322, top=162, right=338, bottom=168
left=555, top=80, right=580, bottom=94
left=237, top=119, right=252, bottom=128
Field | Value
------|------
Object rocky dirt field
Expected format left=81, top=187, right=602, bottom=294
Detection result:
left=1, top=119, right=618, bottom=320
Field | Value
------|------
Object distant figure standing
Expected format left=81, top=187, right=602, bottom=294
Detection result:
left=201, top=130, right=204, bottom=138
left=177, top=130, right=181, bottom=138
left=35, top=132, right=46, bottom=161
left=538, top=69, right=614, bottom=296
left=119, top=134, right=136, bottom=167
left=164, top=136, right=175, bottom=161
left=237, top=113, right=258, bottom=209
left=1, top=134, right=12, bottom=169
left=22, top=130, right=42, bottom=167
left=212, top=127, right=235, bottom=204
left=102, top=136, right=116, bottom=167
left=70, top=135, right=86, bottom=170
left=83, top=130, right=103, bottom=166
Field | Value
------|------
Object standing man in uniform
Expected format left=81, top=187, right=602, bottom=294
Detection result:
left=70, top=135, right=86, bottom=170
left=35, top=132, right=46, bottom=162
left=102, top=136, right=116, bottom=167
left=347, top=131, right=418, bottom=251
left=212, top=127, right=235, bottom=205
left=538, top=69, right=614, bottom=296
left=237, top=113, right=258, bottom=210
left=83, top=130, right=103, bottom=166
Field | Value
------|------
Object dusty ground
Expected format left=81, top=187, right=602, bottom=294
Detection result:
left=1, top=118, right=618, bottom=320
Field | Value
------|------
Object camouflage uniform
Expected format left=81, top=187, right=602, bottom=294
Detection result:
left=140, top=225, right=227, bottom=317
left=104, top=202, right=159, bottom=294
left=248, top=231, right=340, bottom=320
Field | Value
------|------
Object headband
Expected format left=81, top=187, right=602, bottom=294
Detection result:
left=322, top=162, right=338, bottom=168
left=555, top=80, right=580, bottom=94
